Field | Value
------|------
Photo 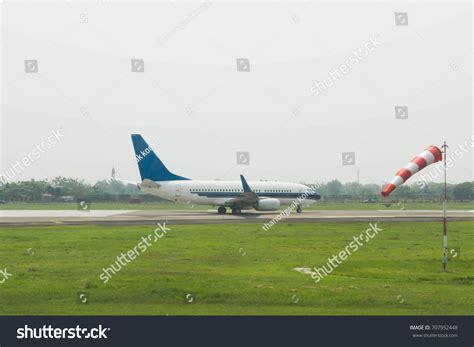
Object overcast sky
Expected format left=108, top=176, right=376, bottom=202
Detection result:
left=1, top=1, right=472, bottom=185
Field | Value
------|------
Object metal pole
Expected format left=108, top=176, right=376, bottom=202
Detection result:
left=442, top=141, right=448, bottom=272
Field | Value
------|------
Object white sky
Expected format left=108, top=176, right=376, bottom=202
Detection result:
left=1, top=1, right=472, bottom=185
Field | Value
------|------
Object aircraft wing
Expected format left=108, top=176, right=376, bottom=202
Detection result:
left=223, top=175, right=258, bottom=207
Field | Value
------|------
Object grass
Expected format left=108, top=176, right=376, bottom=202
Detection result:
left=309, top=201, right=472, bottom=210
left=0, top=221, right=472, bottom=315
left=0, top=201, right=472, bottom=210
left=0, top=202, right=211, bottom=210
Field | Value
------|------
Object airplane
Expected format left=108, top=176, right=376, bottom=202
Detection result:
left=129, top=134, right=321, bottom=214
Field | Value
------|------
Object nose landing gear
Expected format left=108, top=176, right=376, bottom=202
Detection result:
left=296, top=205, right=302, bottom=213
left=218, top=206, right=227, bottom=214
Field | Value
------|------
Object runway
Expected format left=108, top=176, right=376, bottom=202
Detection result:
left=0, top=209, right=473, bottom=227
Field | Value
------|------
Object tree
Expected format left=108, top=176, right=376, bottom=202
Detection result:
left=453, top=182, right=473, bottom=200
left=326, top=179, right=343, bottom=196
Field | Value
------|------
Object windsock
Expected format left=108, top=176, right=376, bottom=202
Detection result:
left=381, top=146, right=443, bottom=197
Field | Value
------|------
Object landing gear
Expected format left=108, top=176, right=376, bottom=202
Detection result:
left=231, top=207, right=242, bottom=215
left=218, top=206, right=227, bottom=214
left=296, top=205, right=302, bottom=213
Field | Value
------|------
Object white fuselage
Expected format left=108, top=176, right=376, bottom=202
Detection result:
left=139, top=180, right=316, bottom=208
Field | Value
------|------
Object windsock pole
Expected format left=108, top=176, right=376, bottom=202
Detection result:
left=442, top=141, right=448, bottom=272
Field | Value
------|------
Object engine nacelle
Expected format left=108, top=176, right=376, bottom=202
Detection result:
left=255, top=198, right=280, bottom=211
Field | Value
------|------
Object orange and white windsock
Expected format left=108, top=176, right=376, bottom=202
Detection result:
left=381, top=146, right=443, bottom=197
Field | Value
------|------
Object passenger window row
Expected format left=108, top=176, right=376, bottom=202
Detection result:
left=189, top=189, right=292, bottom=193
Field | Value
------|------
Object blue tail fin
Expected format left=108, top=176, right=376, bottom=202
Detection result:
left=131, top=134, right=190, bottom=182
left=240, top=175, right=252, bottom=193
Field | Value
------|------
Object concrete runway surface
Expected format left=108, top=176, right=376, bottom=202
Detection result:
left=0, top=209, right=473, bottom=227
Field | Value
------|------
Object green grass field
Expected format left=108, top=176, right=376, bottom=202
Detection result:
left=0, top=202, right=210, bottom=210
left=0, top=221, right=472, bottom=315
left=312, top=201, right=473, bottom=210
left=0, top=201, right=472, bottom=210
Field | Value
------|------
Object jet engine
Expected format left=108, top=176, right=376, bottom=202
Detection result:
left=255, top=198, right=280, bottom=211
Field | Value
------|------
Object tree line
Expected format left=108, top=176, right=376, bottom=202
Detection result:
left=0, top=177, right=472, bottom=202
